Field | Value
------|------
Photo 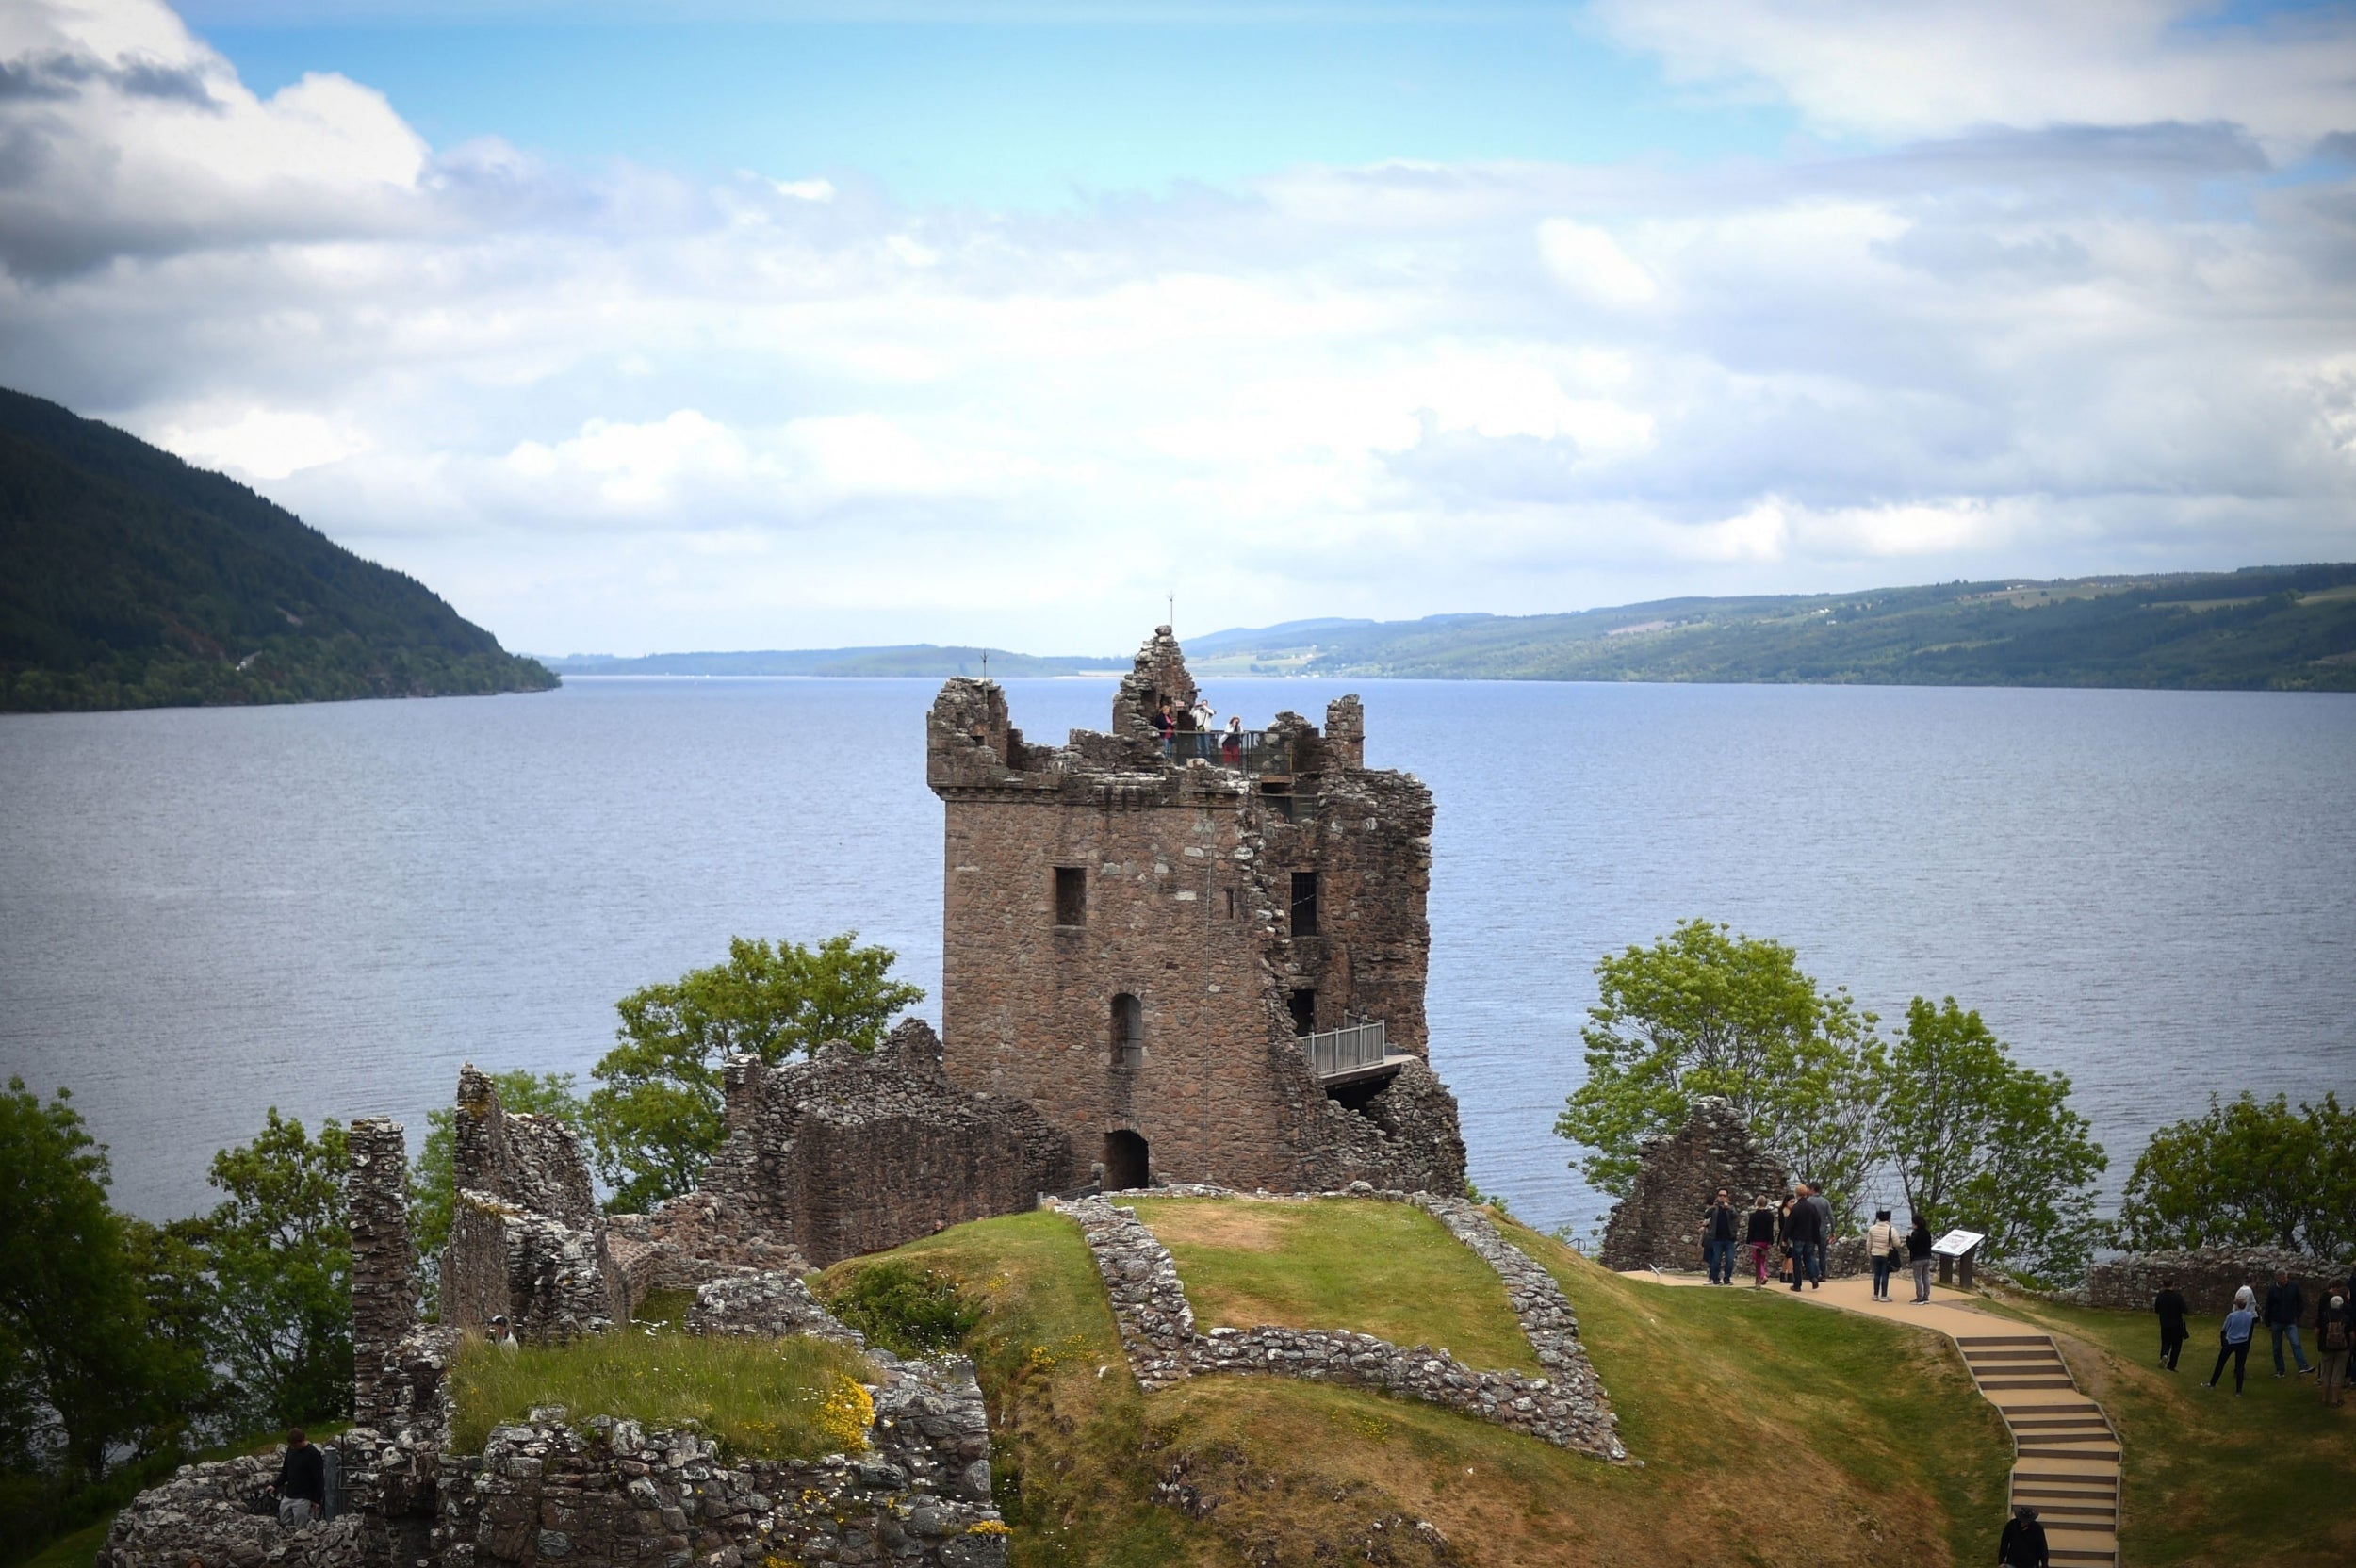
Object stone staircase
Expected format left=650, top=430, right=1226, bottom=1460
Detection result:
left=1955, top=1333, right=2120, bottom=1567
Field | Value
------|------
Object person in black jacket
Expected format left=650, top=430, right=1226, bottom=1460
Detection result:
left=1745, top=1195, right=1776, bottom=1288
left=1786, top=1184, right=1822, bottom=1291
left=2263, top=1270, right=2310, bottom=1378
left=1703, top=1188, right=1740, bottom=1284
left=277, top=1429, right=325, bottom=1527
left=1998, top=1504, right=2049, bottom=1568
left=2153, top=1279, right=2189, bottom=1371
left=1906, top=1215, right=1936, bottom=1303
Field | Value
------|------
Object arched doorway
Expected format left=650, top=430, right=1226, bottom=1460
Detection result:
left=1103, top=1130, right=1149, bottom=1191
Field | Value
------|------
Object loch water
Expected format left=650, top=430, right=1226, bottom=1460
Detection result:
left=3, top=675, right=2351, bottom=1235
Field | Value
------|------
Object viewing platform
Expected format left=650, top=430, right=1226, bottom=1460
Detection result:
left=1301, top=1020, right=1415, bottom=1086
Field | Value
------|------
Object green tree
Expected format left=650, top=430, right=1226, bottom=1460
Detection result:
left=2114, top=1092, right=2355, bottom=1258
left=587, top=934, right=924, bottom=1213
left=410, top=1070, right=584, bottom=1263
left=1879, top=997, right=2106, bottom=1282
left=1553, top=920, right=1883, bottom=1219
left=177, top=1111, right=352, bottom=1428
left=0, top=1081, right=205, bottom=1485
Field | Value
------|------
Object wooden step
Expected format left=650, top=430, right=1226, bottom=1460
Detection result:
left=2014, top=1484, right=2119, bottom=1502
left=1956, top=1334, right=2053, bottom=1345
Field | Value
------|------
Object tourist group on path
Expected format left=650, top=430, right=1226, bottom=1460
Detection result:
left=2155, top=1266, right=2353, bottom=1404
left=1696, top=1184, right=1936, bottom=1303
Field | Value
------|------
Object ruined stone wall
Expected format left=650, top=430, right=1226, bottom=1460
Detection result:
left=2087, top=1246, right=2354, bottom=1316
left=692, top=1021, right=1072, bottom=1267
left=1252, top=744, right=1433, bottom=1055
left=929, top=630, right=1459, bottom=1197
left=444, top=1068, right=619, bottom=1339
left=1597, top=1098, right=1795, bottom=1274
left=349, top=1117, right=418, bottom=1432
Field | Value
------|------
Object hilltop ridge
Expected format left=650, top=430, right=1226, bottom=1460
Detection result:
left=0, top=387, right=555, bottom=713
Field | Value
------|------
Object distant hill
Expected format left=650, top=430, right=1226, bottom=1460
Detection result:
left=0, top=388, right=555, bottom=713
left=1185, top=566, right=2356, bottom=691
left=540, top=646, right=1123, bottom=678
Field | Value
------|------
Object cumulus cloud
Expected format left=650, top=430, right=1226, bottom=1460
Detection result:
left=1591, top=0, right=2356, bottom=153
left=2, top=0, right=2352, bottom=654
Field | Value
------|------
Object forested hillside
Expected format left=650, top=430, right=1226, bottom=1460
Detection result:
left=0, top=388, right=555, bottom=713
left=1189, top=566, right=2356, bottom=690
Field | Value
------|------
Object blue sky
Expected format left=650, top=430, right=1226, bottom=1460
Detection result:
left=1, top=1, right=2351, bottom=654
left=189, top=10, right=1799, bottom=206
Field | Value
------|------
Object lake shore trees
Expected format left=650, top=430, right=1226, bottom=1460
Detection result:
left=1555, top=922, right=2107, bottom=1282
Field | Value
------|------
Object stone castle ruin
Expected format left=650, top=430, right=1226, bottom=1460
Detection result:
left=928, top=626, right=1465, bottom=1196
left=99, top=628, right=1500, bottom=1568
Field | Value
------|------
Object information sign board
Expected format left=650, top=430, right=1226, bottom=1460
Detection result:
left=1931, top=1228, right=1985, bottom=1258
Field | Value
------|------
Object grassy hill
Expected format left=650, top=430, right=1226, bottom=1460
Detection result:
left=0, top=387, right=555, bottom=713
left=815, top=1198, right=2349, bottom=1568
left=1186, top=566, right=2356, bottom=691
left=823, top=1201, right=2014, bottom=1568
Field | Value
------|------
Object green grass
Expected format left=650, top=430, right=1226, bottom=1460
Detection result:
left=447, top=1332, right=873, bottom=1460
left=14, top=1520, right=108, bottom=1568
left=843, top=1202, right=2018, bottom=1568
left=630, top=1288, right=698, bottom=1330
left=1126, top=1197, right=1540, bottom=1374
left=1979, top=1294, right=2352, bottom=1567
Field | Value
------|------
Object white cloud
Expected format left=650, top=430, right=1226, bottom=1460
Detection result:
left=1592, top=0, right=2356, bottom=151
left=1537, top=220, right=1658, bottom=307
left=4, top=0, right=2353, bottom=655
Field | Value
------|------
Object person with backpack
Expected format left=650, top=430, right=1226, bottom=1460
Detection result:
left=2262, top=1269, right=2310, bottom=1379
left=1906, top=1214, right=1935, bottom=1303
left=2205, top=1289, right=2259, bottom=1394
left=2153, top=1279, right=2189, bottom=1371
left=1865, top=1208, right=1901, bottom=1301
left=1746, top=1195, right=1776, bottom=1287
left=2317, top=1291, right=2350, bottom=1408
left=1997, top=1503, right=2049, bottom=1567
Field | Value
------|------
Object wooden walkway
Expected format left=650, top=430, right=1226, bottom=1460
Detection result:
left=1629, top=1272, right=2120, bottom=1566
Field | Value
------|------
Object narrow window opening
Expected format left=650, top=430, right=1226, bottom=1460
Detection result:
left=1111, top=992, right=1144, bottom=1066
left=1290, top=871, right=1319, bottom=937
left=1054, top=865, right=1087, bottom=927
left=1288, top=988, right=1317, bottom=1037
left=1223, top=887, right=1236, bottom=920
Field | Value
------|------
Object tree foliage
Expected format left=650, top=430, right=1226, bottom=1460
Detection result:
left=1879, top=997, right=2107, bottom=1282
left=0, top=1080, right=205, bottom=1486
left=2114, top=1092, right=2355, bottom=1259
left=587, top=934, right=924, bottom=1213
left=1552, top=920, right=1885, bottom=1220
left=172, top=1111, right=353, bottom=1429
left=1554, top=926, right=2108, bottom=1279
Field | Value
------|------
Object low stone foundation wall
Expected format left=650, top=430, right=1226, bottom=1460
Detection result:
left=686, top=1269, right=863, bottom=1346
left=100, top=1448, right=367, bottom=1568
left=2087, top=1247, right=2353, bottom=1316
left=433, top=1413, right=1004, bottom=1568
left=1050, top=1191, right=1624, bottom=1462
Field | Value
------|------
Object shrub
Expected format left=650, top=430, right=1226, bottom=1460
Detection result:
left=819, top=1262, right=982, bottom=1358
left=448, top=1332, right=873, bottom=1459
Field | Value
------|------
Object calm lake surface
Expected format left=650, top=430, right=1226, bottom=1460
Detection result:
left=3, top=676, right=2351, bottom=1235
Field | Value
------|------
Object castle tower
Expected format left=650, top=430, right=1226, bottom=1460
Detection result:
left=925, top=627, right=1463, bottom=1193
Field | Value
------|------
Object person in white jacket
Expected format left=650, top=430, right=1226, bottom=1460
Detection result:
left=1865, top=1209, right=1902, bottom=1300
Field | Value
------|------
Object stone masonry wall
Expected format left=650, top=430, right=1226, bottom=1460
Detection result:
left=349, top=1117, right=419, bottom=1432
left=928, top=628, right=1460, bottom=1197
left=444, top=1068, right=619, bottom=1340
left=1052, top=1193, right=1624, bottom=1462
left=2087, top=1246, right=2355, bottom=1316
left=1597, top=1097, right=1796, bottom=1274
left=692, top=1021, right=1072, bottom=1268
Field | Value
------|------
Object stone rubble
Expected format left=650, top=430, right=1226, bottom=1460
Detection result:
left=1049, top=1193, right=1625, bottom=1462
left=99, top=1449, right=366, bottom=1568
left=683, top=1269, right=863, bottom=1347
